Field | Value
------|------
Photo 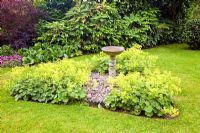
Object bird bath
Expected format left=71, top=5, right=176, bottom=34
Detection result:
left=101, top=46, right=124, bottom=77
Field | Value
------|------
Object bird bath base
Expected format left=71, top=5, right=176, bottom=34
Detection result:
left=101, top=46, right=124, bottom=77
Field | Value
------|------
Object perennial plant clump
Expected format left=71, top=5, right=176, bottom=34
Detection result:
left=106, top=69, right=181, bottom=118
left=0, top=45, right=22, bottom=67
left=0, top=55, right=22, bottom=67
left=18, top=43, right=82, bottom=65
left=116, top=45, right=157, bottom=74
left=11, top=59, right=91, bottom=104
left=0, top=45, right=14, bottom=56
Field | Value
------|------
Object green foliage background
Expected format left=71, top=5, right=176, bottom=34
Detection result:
left=185, top=19, right=200, bottom=49
left=1, top=0, right=198, bottom=65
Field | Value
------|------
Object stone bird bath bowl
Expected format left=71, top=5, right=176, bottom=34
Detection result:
left=101, top=46, right=125, bottom=77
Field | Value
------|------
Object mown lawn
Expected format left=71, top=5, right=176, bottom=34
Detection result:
left=0, top=44, right=200, bottom=133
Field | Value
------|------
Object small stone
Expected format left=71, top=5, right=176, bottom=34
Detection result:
left=87, top=94, right=92, bottom=99
left=84, top=72, right=111, bottom=104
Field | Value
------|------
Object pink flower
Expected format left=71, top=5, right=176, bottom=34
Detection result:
left=0, top=55, right=22, bottom=67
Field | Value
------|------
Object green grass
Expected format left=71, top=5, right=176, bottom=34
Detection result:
left=1, top=44, right=200, bottom=133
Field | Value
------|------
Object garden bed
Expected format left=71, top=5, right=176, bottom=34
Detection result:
left=8, top=45, right=181, bottom=118
left=1, top=44, right=200, bottom=132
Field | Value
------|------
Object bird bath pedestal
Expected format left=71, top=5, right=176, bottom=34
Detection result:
left=101, top=46, right=124, bottom=77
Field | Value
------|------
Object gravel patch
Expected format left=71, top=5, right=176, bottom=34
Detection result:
left=84, top=72, right=111, bottom=105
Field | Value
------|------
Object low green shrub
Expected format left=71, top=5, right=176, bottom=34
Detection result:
left=92, top=52, right=109, bottom=74
left=105, top=69, right=181, bottom=118
left=92, top=44, right=157, bottom=74
left=18, top=43, right=82, bottom=65
left=185, top=19, right=200, bottom=50
left=11, top=59, right=90, bottom=104
left=0, top=45, right=14, bottom=56
left=117, top=45, right=157, bottom=74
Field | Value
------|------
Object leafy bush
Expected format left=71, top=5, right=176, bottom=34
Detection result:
left=114, top=0, right=195, bottom=44
left=92, top=44, right=157, bottom=74
left=11, top=59, right=90, bottom=104
left=105, top=69, right=181, bottom=118
left=0, top=45, right=14, bottom=56
left=36, top=21, right=67, bottom=44
left=114, top=0, right=192, bottom=21
left=37, top=2, right=121, bottom=53
left=18, top=43, right=82, bottom=65
left=45, top=0, right=75, bottom=20
left=92, top=52, right=109, bottom=74
left=35, top=1, right=166, bottom=60
left=117, top=45, right=157, bottom=74
left=34, top=0, right=75, bottom=20
left=185, top=19, right=200, bottom=50
left=0, top=0, right=44, bottom=49
left=114, top=0, right=150, bottom=17
left=158, top=22, right=179, bottom=44
left=119, top=10, right=168, bottom=48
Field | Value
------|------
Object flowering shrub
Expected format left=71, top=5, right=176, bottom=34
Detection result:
left=11, top=59, right=90, bottom=104
left=0, top=55, right=22, bottom=67
left=0, top=0, right=44, bottom=49
left=105, top=69, right=181, bottom=118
